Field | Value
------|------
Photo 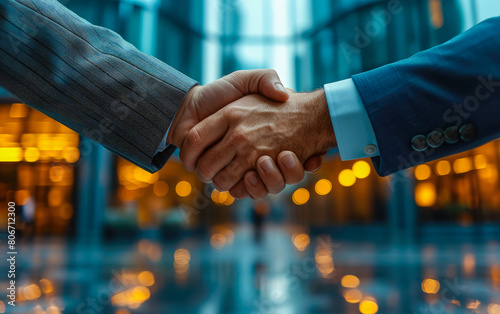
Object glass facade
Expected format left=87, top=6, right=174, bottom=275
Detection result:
left=1, top=0, right=500, bottom=313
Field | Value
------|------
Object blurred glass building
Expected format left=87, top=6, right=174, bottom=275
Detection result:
left=1, top=0, right=500, bottom=313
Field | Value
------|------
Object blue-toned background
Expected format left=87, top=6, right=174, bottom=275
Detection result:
left=1, top=0, right=500, bottom=313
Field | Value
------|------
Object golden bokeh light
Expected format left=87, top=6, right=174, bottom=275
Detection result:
left=338, top=169, right=356, bottom=187
left=0, top=301, right=5, bottom=314
left=10, top=103, right=28, bottom=118
left=211, top=190, right=229, bottom=204
left=25, top=147, right=40, bottom=162
left=16, top=189, right=30, bottom=205
left=50, top=166, right=64, bottom=182
left=176, top=181, right=192, bottom=197
left=63, top=147, right=80, bottom=163
left=292, top=188, right=310, bottom=205
left=435, top=160, right=451, bottom=176
left=474, top=154, right=488, bottom=170
left=415, top=182, right=436, bottom=207
left=153, top=181, right=169, bottom=197
left=210, top=233, right=226, bottom=249
left=39, top=279, right=54, bottom=294
left=0, top=147, right=23, bottom=162
left=359, top=298, right=379, bottom=314
left=488, top=303, right=500, bottom=314
left=293, top=233, right=310, bottom=251
left=414, top=164, right=431, bottom=181
left=343, top=289, right=363, bottom=303
left=315, top=179, right=332, bottom=195
left=353, top=160, right=371, bottom=179
left=174, top=249, right=190, bottom=264
left=421, top=278, right=440, bottom=294
left=137, top=271, right=155, bottom=287
left=341, top=275, right=360, bottom=288
left=453, top=157, right=472, bottom=174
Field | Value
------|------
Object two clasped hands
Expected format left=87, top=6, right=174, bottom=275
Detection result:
left=166, top=69, right=337, bottom=200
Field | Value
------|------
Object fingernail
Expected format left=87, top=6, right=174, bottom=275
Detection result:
left=281, top=153, right=296, bottom=169
left=260, top=158, right=274, bottom=173
left=247, top=173, right=259, bottom=186
left=274, top=82, right=287, bottom=94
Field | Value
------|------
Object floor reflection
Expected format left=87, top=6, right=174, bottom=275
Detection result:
left=2, top=225, right=500, bottom=314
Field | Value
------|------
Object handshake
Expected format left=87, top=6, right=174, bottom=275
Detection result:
left=167, top=69, right=337, bottom=200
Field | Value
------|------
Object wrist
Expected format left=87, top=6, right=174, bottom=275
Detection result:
left=311, top=88, right=337, bottom=151
left=167, top=85, right=200, bottom=148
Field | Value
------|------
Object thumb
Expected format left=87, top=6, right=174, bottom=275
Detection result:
left=257, top=70, right=290, bottom=102
left=304, top=155, right=323, bottom=173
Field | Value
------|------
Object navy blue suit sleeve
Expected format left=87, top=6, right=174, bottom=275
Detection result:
left=0, top=0, right=197, bottom=172
left=352, top=16, right=500, bottom=176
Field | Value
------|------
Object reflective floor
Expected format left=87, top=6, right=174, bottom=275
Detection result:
left=2, top=225, right=500, bottom=314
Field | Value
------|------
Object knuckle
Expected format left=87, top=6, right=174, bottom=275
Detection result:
left=213, top=172, right=231, bottom=191
left=197, top=157, right=213, bottom=180
left=187, top=127, right=203, bottom=149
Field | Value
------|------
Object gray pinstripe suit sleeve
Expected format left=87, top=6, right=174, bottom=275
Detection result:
left=0, top=0, right=197, bottom=172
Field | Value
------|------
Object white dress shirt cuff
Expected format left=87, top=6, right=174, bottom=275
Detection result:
left=155, top=115, right=176, bottom=154
left=324, top=78, right=380, bottom=160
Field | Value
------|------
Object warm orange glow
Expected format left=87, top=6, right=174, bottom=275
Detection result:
left=415, top=182, right=437, bottom=207
left=221, top=229, right=235, bottom=244
left=16, top=190, right=30, bottom=205
left=59, top=203, right=74, bottom=220
left=63, top=147, right=80, bottom=163
left=338, top=169, right=356, bottom=187
left=210, top=233, right=226, bottom=249
left=466, top=300, right=480, bottom=310
left=50, top=166, right=64, bottom=182
left=24, top=147, right=40, bottom=162
left=359, top=298, right=379, bottom=314
left=315, top=248, right=334, bottom=277
left=23, top=284, right=42, bottom=300
left=174, top=249, right=190, bottom=264
left=414, top=164, right=431, bottom=181
left=10, top=103, right=28, bottom=118
left=211, top=190, right=229, bottom=204
left=292, top=188, right=310, bottom=205
left=293, top=233, right=310, bottom=251
left=223, top=195, right=235, bottom=205
left=352, top=161, right=371, bottom=179
left=176, top=181, right=192, bottom=197
left=454, top=157, right=473, bottom=174
left=0, top=301, right=4, bottom=314
left=421, top=278, right=440, bottom=294
left=429, top=0, right=444, bottom=29
left=131, top=286, right=150, bottom=301
left=153, top=181, right=169, bottom=197
left=474, top=154, right=488, bottom=169
left=315, top=179, right=332, bottom=195
left=488, top=303, right=500, bottom=314
left=435, top=160, right=451, bottom=176
left=344, top=289, right=363, bottom=303
left=479, top=165, right=498, bottom=184
left=138, top=271, right=155, bottom=287
left=39, top=279, right=54, bottom=294
left=463, top=253, right=476, bottom=276
left=133, top=167, right=159, bottom=184
left=0, top=147, right=23, bottom=162
left=115, top=310, right=131, bottom=314
left=341, top=275, right=360, bottom=288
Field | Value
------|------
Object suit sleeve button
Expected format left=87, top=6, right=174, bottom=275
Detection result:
left=444, top=126, right=459, bottom=144
left=411, top=135, right=428, bottom=152
left=427, top=130, right=444, bottom=148
left=363, top=144, right=377, bottom=155
left=459, top=123, right=476, bottom=141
